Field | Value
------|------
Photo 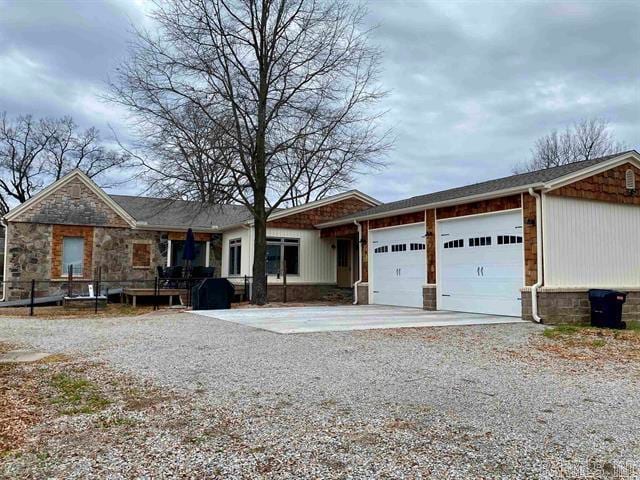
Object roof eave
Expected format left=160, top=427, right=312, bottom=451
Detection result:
left=315, top=182, right=547, bottom=228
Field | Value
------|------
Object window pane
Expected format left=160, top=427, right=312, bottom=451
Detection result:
left=235, top=245, right=241, bottom=274
left=62, top=237, right=84, bottom=276
left=172, top=241, right=207, bottom=267
left=284, top=244, right=299, bottom=274
left=266, top=244, right=281, bottom=274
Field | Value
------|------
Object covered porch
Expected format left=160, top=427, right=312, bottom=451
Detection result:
left=320, top=223, right=361, bottom=288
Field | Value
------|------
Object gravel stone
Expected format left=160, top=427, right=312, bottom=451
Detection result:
left=1, top=311, right=639, bottom=478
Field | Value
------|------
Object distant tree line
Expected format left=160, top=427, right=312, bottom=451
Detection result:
left=515, top=118, right=628, bottom=173
left=0, top=113, right=129, bottom=215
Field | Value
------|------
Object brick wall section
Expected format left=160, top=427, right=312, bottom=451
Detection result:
left=522, top=193, right=538, bottom=286
left=425, top=209, right=436, bottom=284
left=268, top=197, right=373, bottom=229
left=51, top=225, right=94, bottom=278
left=132, top=243, right=151, bottom=268
left=14, top=177, right=129, bottom=227
left=436, top=194, right=521, bottom=220
left=548, top=162, right=640, bottom=205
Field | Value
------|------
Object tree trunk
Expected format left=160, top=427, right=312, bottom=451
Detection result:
left=251, top=197, right=268, bottom=305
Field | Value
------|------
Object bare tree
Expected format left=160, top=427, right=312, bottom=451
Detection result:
left=515, top=118, right=628, bottom=173
left=109, top=0, right=389, bottom=304
left=0, top=112, right=130, bottom=215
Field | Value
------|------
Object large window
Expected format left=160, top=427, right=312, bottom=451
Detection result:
left=266, top=237, right=299, bottom=275
left=228, top=238, right=242, bottom=276
left=62, top=237, right=84, bottom=276
left=171, top=240, right=207, bottom=267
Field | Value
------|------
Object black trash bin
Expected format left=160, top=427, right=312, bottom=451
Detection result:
left=192, top=278, right=236, bottom=310
left=588, top=289, right=626, bottom=329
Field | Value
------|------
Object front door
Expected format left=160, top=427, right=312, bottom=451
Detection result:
left=337, top=239, right=352, bottom=287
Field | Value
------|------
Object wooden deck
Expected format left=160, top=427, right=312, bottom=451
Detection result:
left=122, top=288, right=187, bottom=307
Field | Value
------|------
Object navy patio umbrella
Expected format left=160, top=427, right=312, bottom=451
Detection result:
left=182, top=228, right=196, bottom=263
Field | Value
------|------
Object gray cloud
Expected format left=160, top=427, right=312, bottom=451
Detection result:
left=0, top=0, right=638, bottom=200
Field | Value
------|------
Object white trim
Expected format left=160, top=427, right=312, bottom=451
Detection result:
left=367, top=220, right=425, bottom=233
left=316, top=184, right=543, bottom=228
left=167, top=240, right=172, bottom=267
left=317, top=150, right=640, bottom=229
left=205, top=240, right=210, bottom=267
left=266, top=190, right=380, bottom=223
left=543, top=152, right=640, bottom=190
left=4, top=169, right=136, bottom=227
left=136, top=224, right=221, bottom=233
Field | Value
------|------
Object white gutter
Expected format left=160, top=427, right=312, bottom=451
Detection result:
left=353, top=220, right=363, bottom=305
left=316, top=183, right=546, bottom=228
left=528, top=188, right=543, bottom=323
left=0, top=219, right=7, bottom=301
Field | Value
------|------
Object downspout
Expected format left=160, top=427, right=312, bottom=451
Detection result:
left=0, top=218, right=8, bottom=301
left=353, top=220, right=362, bottom=305
left=528, top=188, right=543, bottom=323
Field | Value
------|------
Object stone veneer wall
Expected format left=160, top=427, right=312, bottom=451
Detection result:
left=356, top=283, right=369, bottom=305
left=17, top=177, right=129, bottom=227
left=522, top=288, right=640, bottom=324
left=266, top=284, right=353, bottom=303
left=423, top=285, right=437, bottom=311
left=5, top=222, right=53, bottom=300
left=93, top=228, right=167, bottom=281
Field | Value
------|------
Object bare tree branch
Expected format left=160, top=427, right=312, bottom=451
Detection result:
left=108, top=0, right=390, bottom=304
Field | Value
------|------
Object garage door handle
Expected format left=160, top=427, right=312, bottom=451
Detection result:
left=477, top=266, right=480, bottom=276
left=481, top=266, right=484, bottom=276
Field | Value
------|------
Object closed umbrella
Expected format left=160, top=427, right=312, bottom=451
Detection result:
left=183, top=228, right=196, bottom=306
left=182, top=228, right=196, bottom=264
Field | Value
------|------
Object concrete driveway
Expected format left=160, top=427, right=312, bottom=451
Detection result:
left=190, top=305, right=526, bottom=333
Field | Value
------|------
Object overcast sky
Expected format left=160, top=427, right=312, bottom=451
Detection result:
left=0, top=0, right=638, bottom=201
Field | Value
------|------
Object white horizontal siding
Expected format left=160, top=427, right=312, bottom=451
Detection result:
left=221, top=226, right=336, bottom=284
left=544, top=196, right=640, bottom=287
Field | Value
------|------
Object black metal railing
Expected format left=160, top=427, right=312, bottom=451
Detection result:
left=0, top=268, right=276, bottom=316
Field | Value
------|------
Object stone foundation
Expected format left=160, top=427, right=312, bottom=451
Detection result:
left=422, top=285, right=437, bottom=310
left=266, top=284, right=353, bottom=303
left=356, top=283, right=369, bottom=305
left=521, top=287, right=640, bottom=324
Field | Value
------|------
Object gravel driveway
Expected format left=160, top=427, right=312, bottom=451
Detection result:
left=1, top=311, right=639, bottom=479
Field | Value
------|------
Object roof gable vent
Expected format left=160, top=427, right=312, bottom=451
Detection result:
left=625, top=168, right=636, bottom=191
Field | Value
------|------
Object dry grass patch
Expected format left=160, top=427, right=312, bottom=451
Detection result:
left=0, top=303, right=155, bottom=319
left=504, top=322, right=640, bottom=373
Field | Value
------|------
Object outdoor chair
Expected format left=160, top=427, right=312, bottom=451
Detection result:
left=157, top=266, right=183, bottom=288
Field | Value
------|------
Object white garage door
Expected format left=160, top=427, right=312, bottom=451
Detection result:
left=438, top=210, right=523, bottom=316
left=370, top=223, right=426, bottom=308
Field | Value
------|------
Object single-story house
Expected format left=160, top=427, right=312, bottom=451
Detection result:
left=1, top=169, right=378, bottom=302
left=317, top=149, right=640, bottom=323
left=2, top=149, right=639, bottom=323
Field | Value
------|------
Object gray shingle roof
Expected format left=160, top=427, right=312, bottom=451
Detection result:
left=110, top=195, right=252, bottom=229
left=321, top=150, right=637, bottom=225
